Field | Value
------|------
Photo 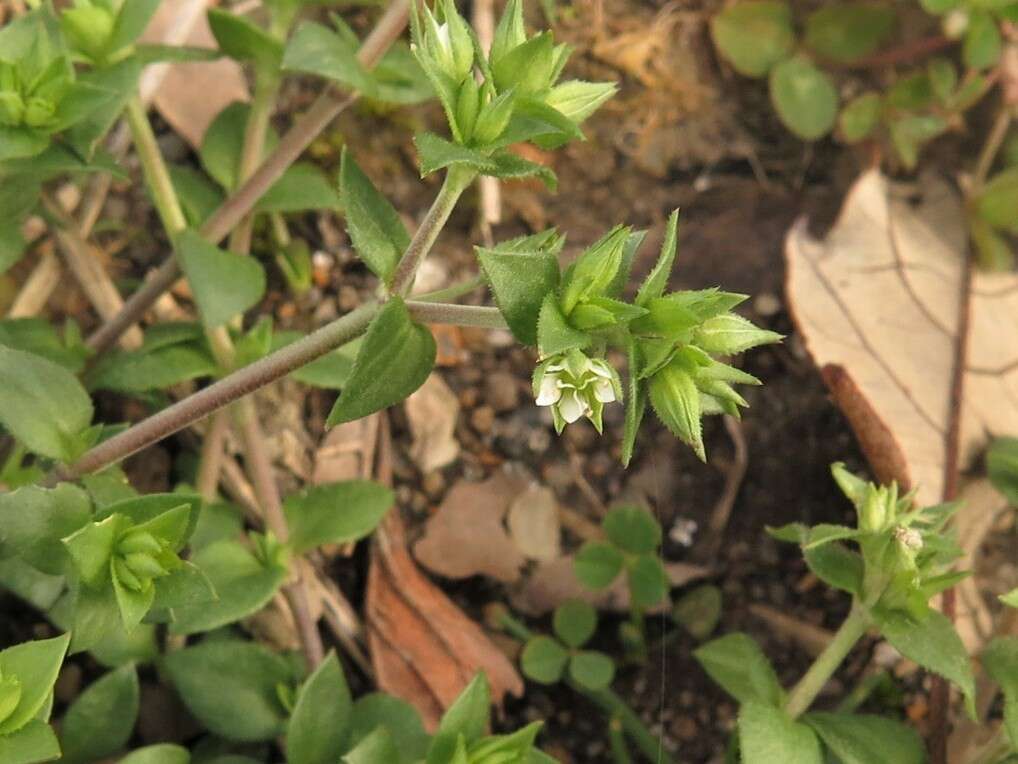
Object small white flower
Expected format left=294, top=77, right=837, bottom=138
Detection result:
left=558, top=389, right=588, bottom=423
left=532, top=349, right=621, bottom=433
left=536, top=374, right=561, bottom=406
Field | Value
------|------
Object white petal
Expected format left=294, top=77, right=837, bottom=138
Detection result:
left=535, top=376, right=561, bottom=406
left=558, top=390, right=586, bottom=423
left=594, top=378, right=616, bottom=403
left=588, top=360, right=613, bottom=379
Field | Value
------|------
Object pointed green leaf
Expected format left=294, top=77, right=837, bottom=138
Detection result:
left=282, top=21, right=371, bottom=93
left=477, top=244, right=559, bottom=346
left=284, top=480, right=394, bottom=554
left=59, top=664, right=139, bottom=764
left=636, top=209, right=679, bottom=306
left=0, top=720, right=61, bottom=764
left=327, top=298, right=436, bottom=425
left=437, top=673, right=490, bottom=744
left=649, top=362, right=704, bottom=460
left=63, top=516, right=118, bottom=587
left=340, top=149, right=410, bottom=282
left=802, top=712, right=925, bottom=764
left=982, top=637, right=1018, bottom=747
left=486, top=151, right=557, bottom=190
left=207, top=8, right=282, bottom=69
left=287, top=652, right=352, bottom=764
left=0, top=634, right=70, bottom=734
left=693, top=633, right=784, bottom=707
left=255, top=162, right=341, bottom=214
left=414, top=132, right=495, bottom=177
left=175, top=228, right=266, bottom=329
left=347, top=694, right=429, bottom=764
left=536, top=293, right=590, bottom=356
left=694, top=313, right=782, bottom=355
left=343, top=728, right=400, bottom=764
left=0, top=483, right=90, bottom=574
left=739, top=702, right=822, bottom=764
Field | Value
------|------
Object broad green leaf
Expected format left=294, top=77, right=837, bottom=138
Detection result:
left=327, top=298, right=436, bottom=425
left=521, top=636, right=568, bottom=684
left=977, top=168, right=1018, bottom=234
left=0, top=634, right=70, bottom=735
left=347, top=694, right=429, bottom=764
left=0, top=483, right=90, bottom=574
left=169, top=539, right=287, bottom=635
left=693, top=633, right=784, bottom=707
left=340, top=149, right=410, bottom=282
left=568, top=651, right=615, bottom=691
left=0, top=346, right=93, bottom=462
left=672, top=584, right=723, bottom=641
left=875, top=609, right=975, bottom=716
left=284, top=480, right=394, bottom=554
left=207, top=8, right=282, bottom=69
left=803, top=542, right=864, bottom=595
left=414, top=132, right=495, bottom=176
left=739, top=702, right=823, bottom=764
left=603, top=505, right=661, bottom=554
left=151, top=561, right=217, bottom=612
left=190, top=501, right=243, bottom=551
left=477, top=244, right=560, bottom=346
left=59, top=664, right=139, bottom=764
left=87, top=339, right=216, bottom=394
left=982, top=637, right=1018, bottom=747
left=0, top=558, right=64, bottom=613
left=486, top=151, right=557, bottom=190
left=573, top=542, right=624, bottom=589
left=62, top=515, right=118, bottom=587
left=163, top=640, right=292, bottom=742
left=169, top=164, right=224, bottom=227
left=119, top=744, right=191, bottom=764
left=889, top=114, right=947, bottom=170
left=134, top=44, right=221, bottom=64
left=803, top=523, right=859, bottom=549
left=282, top=21, right=370, bottom=93
left=0, top=126, right=48, bottom=163
left=286, top=653, right=352, bottom=764
left=804, top=3, right=895, bottom=63
left=839, top=92, right=881, bottom=143
left=635, top=210, right=679, bottom=306
left=255, top=162, right=341, bottom=214
left=649, top=361, right=704, bottom=460
left=98, top=494, right=201, bottom=550
left=199, top=102, right=278, bottom=190
left=627, top=553, right=669, bottom=608
left=802, top=712, right=925, bottom=764
left=710, top=1, right=795, bottom=77
left=437, top=673, right=490, bottom=744
left=970, top=217, right=1013, bottom=272
left=0, top=720, right=61, bottom=764
left=343, top=728, right=400, bottom=764
left=553, top=599, right=597, bottom=648
left=175, top=229, right=266, bottom=329
left=108, top=0, right=160, bottom=53
left=535, top=293, right=591, bottom=356
left=769, top=57, right=839, bottom=140
left=276, top=333, right=361, bottom=390
left=963, top=10, right=1002, bottom=70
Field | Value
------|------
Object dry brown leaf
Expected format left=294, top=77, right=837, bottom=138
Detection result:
left=141, top=0, right=249, bottom=147
left=786, top=170, right=1018, bottom=507
left=312, top=414, right=379, bottom=484
left=367, top=512, right=524, bottom=731
left=506, top=484, right=561, bottom=562
left=512, top=555, right=709, bottom=615
left=413, top=467, right=528, bottom=583
left=405, top=373, right=460, bottom=473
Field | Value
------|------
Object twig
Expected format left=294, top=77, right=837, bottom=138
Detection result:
left=7, top=246, right=59, bottom=318
left=695, top=415, right=748, bottom=560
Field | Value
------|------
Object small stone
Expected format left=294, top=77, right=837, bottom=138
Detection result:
left=422, top=470, right=446, bottom=499
left=471, top=405, right=495, bottom=433
left=459, top=387, right=480, bottom=409
left=485, top=371, right=520, bottom=412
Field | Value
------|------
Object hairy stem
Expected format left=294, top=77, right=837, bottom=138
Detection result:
left=405, top=301, right=506, bottom=329
left=784, top=604, right=871, bottom=719
left=196, top=409, right=230, bottom=502
left=391, top=165, right=476, bottom=295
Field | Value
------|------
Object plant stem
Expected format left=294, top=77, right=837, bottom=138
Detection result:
left=412, top=273, right=485, bottom=302
left=391, top=166, right=476, bottom=296
left=229, top=68, right=279, bottom=254
left=196, top=409, right=230, bottom=502
left=972, top=107, right=1012, bottom=193
left=84, top=0, right=412, bottom=355
left=784, top=604, right=871, bottom=719
left=405, top=301, right=506, bottom=329
left=124, top=96, right=188, bottom=234
left=608, top=714, right=635, bottom=764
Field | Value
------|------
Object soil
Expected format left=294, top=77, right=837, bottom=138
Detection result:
left=0, top=0, right=1000, bottom=762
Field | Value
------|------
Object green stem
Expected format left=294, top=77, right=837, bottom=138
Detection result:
left=405, top=301, right=506, bottom=329
left=229, top=68, right=279, bottom=254
left=391, top=166, right=476, bottom=296
left=784, top=603, right=871, bottom=719
left=609, top=714, right=635, bottom=764
left=124, top=96, right=187, bottom=234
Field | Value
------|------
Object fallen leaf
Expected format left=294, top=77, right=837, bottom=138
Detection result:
left=786, top=170, right=1018, bottom=506
left=413, top=467, right=528, bottom=583
left=952, top=479, right=1007, bottom=651
left=748, top=603, right=833, bottom=657
left=312, top=414, right=379, bottom=484
left=512, top=555, right=709, bottom=615
left=367, top=512, right=524, bottom=731
left=141, top=0, right=249, bottom=148
left=405, top=373, right=460, bottom=473
left=507, top=484, right=561, bottom=561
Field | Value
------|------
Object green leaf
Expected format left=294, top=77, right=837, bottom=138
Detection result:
left=340, top=149, right=410, bottom=282
left=560, top=226, right=629, bottom=314
left=0, top=346, right=93, bottom=462
left=87, top=342, right=217, bottom=394
left=414, top=132, right=494, bottom=177
left=920, top=0, right=960, bottom=12
left=0, top=483, right=90, bottom=574
left=327, top=298, right=436, bottom=425
left=711, top=1, right=794, bottom=77
left=802, top=712, right=925, bottom=764
left=347, top=694, right=429, bottom=764
left=535, top=293, right=591, bottom=356
left=977, top=168, right=1018, bottom=234
left=284, top=480, right=393, bottom=555
left=627, top=553, right=669, bottom=608
left=673, top=584, right=723, bottom=641
left=970, top=217, right=1013, bottom=271
left=151, top=561, right=216, bottom=612
left=343, top=728, right=400, bottom=764
left=169, top=165, right=224, bottom=227
left=635, top=209, right=679, bottom=306
left=287, top=652, right=352, bottom=764
left=838, top=92, right=881, bottom=143
left=118, top=744, right=191, bottom=764
left=573, top=541, right=624, bottom=589
left=0, top=720, right=61, bottom=764
left=277, top=334, right=361, bottom=390
left=435, top=673, right=490, bottom=746
left=175, top=228, right=266, bottom=329
left=282, top=21, right=370, bottom=93
left=803, top=542, right=864, bottom=595
left=163, top=640, right=292, bottom=742
left=649, top=361, right=704, bottom=460
left=0, top=318, right=88, bottom=372
left=62, top=515, right=118, bottom=587
left=693, top=633, right=784, bottom=707
left=486, top=151, right=557, bottom=190
left=100, top=495, right=201, bottom=550
left=256, top=162, right=341, bottom=214
left=108, top=0, right=160, bottom=53
left=545, top=80, right=617, bottom=125
left=694, top=313, right=782, bottom=354
left=568, top=651, right=615, bottom=691
left=603, top=505, right=661, bottom=554
left=739, top=702, right=823, bottom=764
left=207, top=8, right=282, bottom=69
left=963, top=10, right=1002, bottom=70
left=521, top=637, right=568, bottom=684
left=200, top=102, right=277, bottom=190
left=111, top=565, right=155, bottom=630
left=621, top=338, right=647, bottom=468
left=874, top=608, right=975, bottom=716
left=769, top=56, right=839, bottom=140
left=59, top=664, right=139, bottom=764
left=0, top=634, right=70, bottom=735
left=1002, top=588, right=1018, bottom=608
left=169, top=539, right=287, bottom=635
left=553, top=599, right=597, bottom=648
left=134, top=44, right=221, bottom=64
left=477, top=244, right=560, bottom=346
left=889, top=114, right=947, bottom=170
left=983, top=637, right=1018, bottom=747
left=804, top=3, right=895, bottom=63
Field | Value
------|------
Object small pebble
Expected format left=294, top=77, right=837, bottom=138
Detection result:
left=753, top=292, right=781, bottom=317
left=471, top=405, right=495, bottom=433
left=485, top=371, right=520, bottom=412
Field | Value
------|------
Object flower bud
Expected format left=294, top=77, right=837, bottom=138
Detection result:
left=117, top=530, right=163, bottom=556
left=22, top=96, right=55, bottom=128
left=534, top=349, right=620, bottom=433
left=60, top=2, right=116, bottom=62
left=421, top=1, right=474, bottom=83
left=472, top=88, right=516, bottom=145
left=454, top=76, right=480, bottom=142
left=0, top=91, right=25, bottom=126
left=123, top=552, right=169, bottom=580
left=113, top=557, right=144, bottom=592
left=859, top=487, right=887, bottom=533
